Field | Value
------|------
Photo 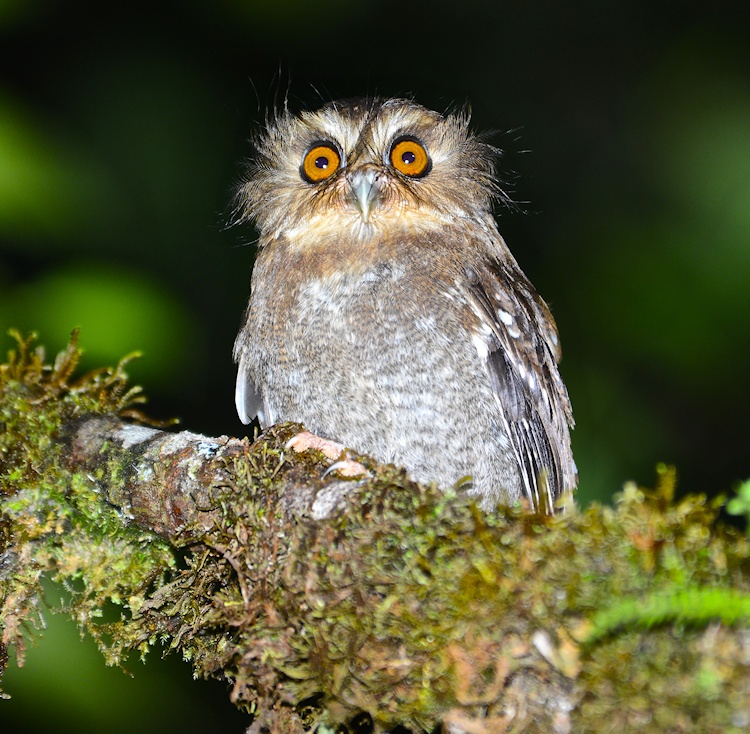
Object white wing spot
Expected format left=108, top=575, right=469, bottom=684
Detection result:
left=472, top=332, right=490, bottom=361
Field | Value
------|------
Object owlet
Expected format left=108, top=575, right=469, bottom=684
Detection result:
left=233, top=98, right=576, bottom=511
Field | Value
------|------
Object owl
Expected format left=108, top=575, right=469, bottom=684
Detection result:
left=233, top=97, right=576, bottom=511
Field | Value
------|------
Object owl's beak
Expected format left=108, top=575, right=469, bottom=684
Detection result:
left=348, top=169, right=380, bottom=223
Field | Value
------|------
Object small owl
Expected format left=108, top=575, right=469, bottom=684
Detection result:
left=233, top=98, right=576, bottom=511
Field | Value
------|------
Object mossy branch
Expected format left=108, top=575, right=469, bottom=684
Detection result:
left=1, top=332, right=750, bottom=733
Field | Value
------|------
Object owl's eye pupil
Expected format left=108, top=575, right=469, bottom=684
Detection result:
left=315, top=156, right=329, bottom=169
left=401, top=151, right=416, bottom=165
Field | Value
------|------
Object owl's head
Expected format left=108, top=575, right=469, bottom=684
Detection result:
left=235, top=98, right=503, bottom=243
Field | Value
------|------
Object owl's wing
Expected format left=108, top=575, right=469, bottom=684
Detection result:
left=464, top=259, right=576, bottom=511
left=235, top=352, right=267, bottom=426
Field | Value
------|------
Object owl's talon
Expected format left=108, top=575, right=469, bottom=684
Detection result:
left=323, top=459, right=370, bottom=479
left=285, top=430, right=346, bottom=460
left=286, top=430, right=368, bottom=479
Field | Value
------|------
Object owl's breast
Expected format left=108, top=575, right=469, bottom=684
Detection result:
left=247, top=229, right=483, bottom=394
left=242, top=242, right=516, bottom=495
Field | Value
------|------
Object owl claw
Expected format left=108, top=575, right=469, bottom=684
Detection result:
left=323, top=459, right=370, bottom=479
left=285, top=431, right=369, bottom=478
left=285, top=430, right=345, bottom=460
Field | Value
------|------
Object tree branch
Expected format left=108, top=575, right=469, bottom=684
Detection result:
left=2, top=332, right=750, bottom=733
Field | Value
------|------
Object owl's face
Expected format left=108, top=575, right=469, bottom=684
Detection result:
left=236, top=98, right=500, bottom=244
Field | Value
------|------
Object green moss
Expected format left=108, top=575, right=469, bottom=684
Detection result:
left=115, top=440, right=750, bottom=732
left=0, top=330, right=173, bottom=666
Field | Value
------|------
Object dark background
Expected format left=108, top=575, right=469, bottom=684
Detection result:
left=1, top=1, right=749, bottom=731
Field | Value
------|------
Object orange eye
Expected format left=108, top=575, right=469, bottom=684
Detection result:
left=300, top=142, right=341, bottom=183
left=389, top=136, right=431, bottom=178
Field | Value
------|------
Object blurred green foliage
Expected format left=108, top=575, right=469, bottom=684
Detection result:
left=727, top=479, right=750, bottom=534
left=1, top=0, right=749, bottom=730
